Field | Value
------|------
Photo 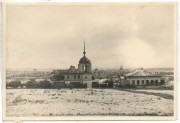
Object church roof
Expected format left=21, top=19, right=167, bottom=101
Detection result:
left=79, top=56, right=91, bottom=64
left=57, top=69, right=80, bottom=74
left=79, top=41, right=91, bottom=64
left=125, top=68, right=161, bottom=77
left=53, top=66, right=81, bottom=74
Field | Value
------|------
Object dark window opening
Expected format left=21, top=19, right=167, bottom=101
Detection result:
left=146, top=80, right=149, bottom=85
left=137, top=80, right=139, bottom=85
left=155, top=80, right=158, bottom=85
left=151, top=80, right=154, bottom=85
left=61, top=76, right=64, bottom=80
left=78, top=75, right=80, bottom=79
left=161, top=79, right=165, bottom=85
left=142, top=80, right=144, bottom=84
left=74, top=75, right=76, bottom=79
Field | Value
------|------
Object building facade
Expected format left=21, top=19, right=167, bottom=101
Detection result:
left=125, top=68, right=165, bottom=87
left=50, top=42, right=92, bottom=88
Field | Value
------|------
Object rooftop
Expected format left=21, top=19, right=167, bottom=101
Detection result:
left=125, top=68, right=161, bottom=77
left=79, top=56, right=91, bottom=64
left=52, top=66, right=81, bottom=74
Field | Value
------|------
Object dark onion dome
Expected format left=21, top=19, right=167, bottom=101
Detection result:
left=79, top=41, right=91, bottom=64
left=79, top=56, right=91, bottom=64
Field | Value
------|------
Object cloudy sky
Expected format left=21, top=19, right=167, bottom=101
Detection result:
left=6, top=3, right=175, bottom=69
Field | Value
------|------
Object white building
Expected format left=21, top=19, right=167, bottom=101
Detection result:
left=125, top=68, right=165, bottom=86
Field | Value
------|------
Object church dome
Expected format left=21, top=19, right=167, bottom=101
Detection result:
left=79, top=56, right=91, bottom=64
left=79, top=41, right=91, bottom=64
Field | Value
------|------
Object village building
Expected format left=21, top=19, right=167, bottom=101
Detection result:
left=50, top=42, right=92, bottom=88
left=125, top=68, right=165, bottom=87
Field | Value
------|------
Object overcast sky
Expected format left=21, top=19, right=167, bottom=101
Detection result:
left=6, top=3, right=175, bottom=69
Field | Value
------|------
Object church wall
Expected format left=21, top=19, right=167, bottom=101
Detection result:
left=78, top=64, right=83, bottom=72
left=78, top=63, right=92, bottom=73
left=62, top=73, right=92, bottom=82
left=88, top=64, right=92, bottom=72
left=64, top=74, right=81, bottom=81
left=81, top=74, right=92, bottom=81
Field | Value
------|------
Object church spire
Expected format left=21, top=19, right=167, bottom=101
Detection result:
left=83, top=41, right=86, bottom=56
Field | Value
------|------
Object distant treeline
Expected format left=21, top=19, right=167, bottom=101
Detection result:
left=6, top=80, right=84, bottom=89
left=6, top=79, right=115, bottom=89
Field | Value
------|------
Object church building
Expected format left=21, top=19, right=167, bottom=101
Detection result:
left=50, top=42, right=92, bottom=88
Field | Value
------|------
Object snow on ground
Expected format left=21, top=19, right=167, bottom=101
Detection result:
left=129, top=89, right=174, bottom=96
left=6, top=89, right=173, bottom=117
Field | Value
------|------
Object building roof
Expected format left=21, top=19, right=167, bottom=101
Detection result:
left=98, top=79, right=108, bottom=84
left=79, top=41, right=91, bottom=64
left=79, top=56, right=91, bottom=64
left=58, top=69, right=80, bottom=74
left=53, top=66, right=81, bottom=74
left=125, top=68, right=161, bottom=77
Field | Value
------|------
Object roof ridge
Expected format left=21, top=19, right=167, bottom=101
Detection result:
left=126, top=68, right=160, bottom=77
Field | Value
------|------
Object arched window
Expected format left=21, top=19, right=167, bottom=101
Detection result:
left=83, top=65, right=86, bottom=72
left=83, top=65, right=88, bottom=72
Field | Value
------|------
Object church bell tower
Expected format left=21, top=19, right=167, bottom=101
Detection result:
left=78, top=42, right=92, bottom=73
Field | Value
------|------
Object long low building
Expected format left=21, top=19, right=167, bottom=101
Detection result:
left=125, top=68, right=165, bottom=86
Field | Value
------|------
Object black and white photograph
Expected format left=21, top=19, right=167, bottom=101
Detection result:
left=3, top=2, right=177, bottom=120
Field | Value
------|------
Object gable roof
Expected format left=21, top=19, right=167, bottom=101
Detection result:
left=125, top=68, right=161, bottom=77
left=52, top=66, right=81, bottom=74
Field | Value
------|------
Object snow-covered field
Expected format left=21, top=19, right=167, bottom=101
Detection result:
left=130, top=89, right=174, bottom=96
left=6, top=89, right=173, bottom=117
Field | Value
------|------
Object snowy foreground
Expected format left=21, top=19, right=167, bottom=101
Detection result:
left=6, top=89, right=174, bottom=117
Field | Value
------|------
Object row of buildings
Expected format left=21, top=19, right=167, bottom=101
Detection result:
left=51, top=42, right=168, bottom=88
